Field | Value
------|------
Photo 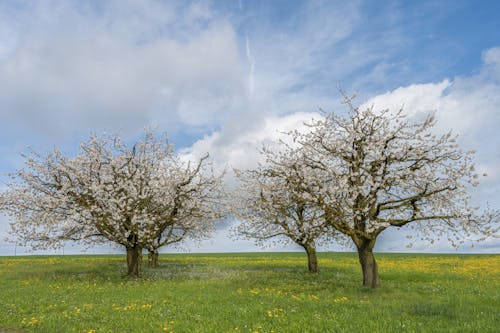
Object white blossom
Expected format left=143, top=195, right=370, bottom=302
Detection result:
left=231, top=144, right=346, bottom=251
left=291, top=93, right=499, bottom=249
left=0, top=130, right=224, bottom=253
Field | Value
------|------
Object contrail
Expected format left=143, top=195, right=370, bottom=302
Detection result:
left=245, top=34, right=255, bottom=97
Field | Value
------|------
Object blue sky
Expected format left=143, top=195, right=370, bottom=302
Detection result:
left=0, top=0, right=499, bottom=255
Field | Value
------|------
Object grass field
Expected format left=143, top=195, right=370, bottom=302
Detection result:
left=0, top=252, right=498, bottom=332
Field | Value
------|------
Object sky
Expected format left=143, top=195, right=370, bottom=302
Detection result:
left=0, top=0, right=499, bottom=255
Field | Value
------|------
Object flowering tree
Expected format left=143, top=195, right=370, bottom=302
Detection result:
left=233, top=147, right=340, bottom=273
left=292, top=94, right=499, bottom=288
left=0, top=130, right=223, bottom=276
left=142, top=154, right=224, bottom=268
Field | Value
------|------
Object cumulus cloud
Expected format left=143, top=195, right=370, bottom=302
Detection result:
left=186, top=46, right=500, bottom=174
left=0, top=1, right=498, bottom=254
left=364, top=71, right=500, bottom=140
left=363, top=48, right=500, bottom=184
left=0, top=1, right=245, bottom=138
left=182, top=46, right=500, bottom=253
left=181, top=111, right=321, bottom=172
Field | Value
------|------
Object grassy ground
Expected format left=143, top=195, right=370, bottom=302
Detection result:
left=0, top=252, right=498, bottom=332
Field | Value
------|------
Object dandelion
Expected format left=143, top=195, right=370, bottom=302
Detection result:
left=140, top=303, right=152, bottom=310
left=112, top=304, right=122, bottom=311
left=22, top=316, right=43, bottom=327
left=249, top=288, right=260, bottom=295
left=163, top=321, right=175, bottom=333
left=333, top=296, right=349, bottom=303
left=266, top=308, right=284, bottom=318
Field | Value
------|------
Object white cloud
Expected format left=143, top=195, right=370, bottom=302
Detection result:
left=362, top=49, right=500, bottom=187
left=182, top=46, right=500, bottom=253
left=364, top=47, right=500, bottom=136
left=0, top=1, right=498, bottom=254
left=186, top=46, right=500, bottom=178
left=0, top=1, right=245, bottom=138
left=181, top=111, right=322, bottom=172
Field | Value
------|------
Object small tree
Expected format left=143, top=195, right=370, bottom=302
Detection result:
left=233, top=147, right=338, bottom=273
left=293, top=94, right=498, bottom=287
left=0, top=130, right=223, bottom=277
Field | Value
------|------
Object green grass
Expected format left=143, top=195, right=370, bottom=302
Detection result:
left=0, top=252, right=498, bottom=332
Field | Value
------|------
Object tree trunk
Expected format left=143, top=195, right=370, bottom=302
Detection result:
left=126, top=245, right=142, bottom=277
left=355, top=239, right=379, bottom=288
left=304, top=242, right=319, bottom=273
left=148, top=249, right=159, bottom=268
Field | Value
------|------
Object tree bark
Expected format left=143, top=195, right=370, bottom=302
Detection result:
left=148, top=249, right=159, bottom=268
left=355, top=238, right=379, bottom=288
left=304, top=242, right=319, bottom=273
left=126, top=245, right=142, bottom=277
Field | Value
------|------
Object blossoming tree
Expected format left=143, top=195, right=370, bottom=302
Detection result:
left=233, top=147, right=340, bottom=273
left=0, top=130, right=223, bottom=276
left=292, top=94, right=498, bottom=287
left=141, top=153, right=224, bottom=268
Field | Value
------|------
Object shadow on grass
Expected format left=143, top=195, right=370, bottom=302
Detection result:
left=8, top=254, right=362, bottom=292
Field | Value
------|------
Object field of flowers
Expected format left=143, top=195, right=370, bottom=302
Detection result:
left=0, top=252, right=498, bottom=332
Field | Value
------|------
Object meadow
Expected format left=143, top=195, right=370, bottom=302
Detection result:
left=0, top=252, right=498, bottom=332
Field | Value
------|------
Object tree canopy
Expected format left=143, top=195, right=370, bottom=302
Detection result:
left=0, top=130, right=223, bottom=276
left=233, top=146, right=340, bottom=273
left=286, top=94, right=499, bottom=287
